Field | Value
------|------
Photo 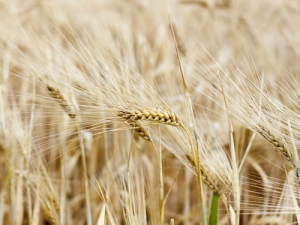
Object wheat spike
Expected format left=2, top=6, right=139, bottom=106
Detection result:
left=258, top=124, right=294, bottom=163
left=186, top=154, right=221, bottom=195
left=201, top=166, right=221, bottom=195
left=46, top=85, right=76, bottom=118
left=118, top=109, right=180, bottom=126
left=118, top=109, right=180, bottom=141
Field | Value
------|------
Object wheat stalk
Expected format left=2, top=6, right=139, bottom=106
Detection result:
left=46, top=85, right=76, bottom=118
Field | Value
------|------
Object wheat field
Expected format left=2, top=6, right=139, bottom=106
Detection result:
left=1, top=0, right=300, bottom=224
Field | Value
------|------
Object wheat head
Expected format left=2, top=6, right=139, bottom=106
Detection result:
left=118, top=109, right=180, bottom=126
left=186, top=154, right=221, bottom=195
left=118, top=109, right=181, bottom=141
left=46, top=85, right=76, bottom=119
left=258, top=124, right=294, bottom=163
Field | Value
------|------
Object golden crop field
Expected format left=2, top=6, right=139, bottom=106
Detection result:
left=1, top=0, right=300, bottom=224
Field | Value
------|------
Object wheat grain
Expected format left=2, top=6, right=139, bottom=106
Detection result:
left=46, top=85, right=76, bottom=118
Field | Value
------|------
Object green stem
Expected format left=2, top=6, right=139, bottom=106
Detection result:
left=209, top=192, right=219, bottom=225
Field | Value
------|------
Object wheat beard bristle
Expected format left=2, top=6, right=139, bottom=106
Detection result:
left=46, top=85, right=76, bottom=118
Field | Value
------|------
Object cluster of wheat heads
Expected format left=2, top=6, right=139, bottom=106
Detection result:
left=2, top=0, right=300, bottom=225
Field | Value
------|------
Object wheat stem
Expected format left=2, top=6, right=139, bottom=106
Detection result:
left=220, top=77, right=240, bottom=225
left=238, top=132, right=256, bottom=173
left=170, top=219, right=175, bottom=225
left=151, top=137, right=164, bottom=225
left=76, top=118, right=92, bottom=225
left=208, top=192, right=219, bottom=225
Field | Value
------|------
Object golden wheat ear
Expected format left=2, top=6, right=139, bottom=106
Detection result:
left=118, top=109, right=181, bottom=141
left=257, top=124, right=294, bottom=164
left=118, top=109, right=180, bottom=125
left=186, top=154, right=221, bottom=195
left=46, top=85, right=76, bottom=118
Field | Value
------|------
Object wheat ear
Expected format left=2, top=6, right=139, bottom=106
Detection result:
left=46, top=85, right=76, bottom=118
left=257, top=124, right=294, bottom=163
left=186, top=154, right=221, bottom=195
left=118, top=109, right=180, bottom=125
left=118, top=109, right=180, bottom=141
